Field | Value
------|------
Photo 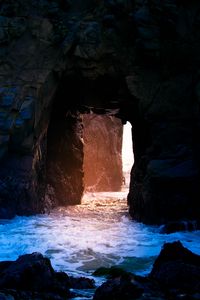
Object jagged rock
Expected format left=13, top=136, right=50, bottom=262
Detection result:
left=93, top=272, right=165, bottom=300
left=93, top=266, right=127, bottom=277
left=69, top=276, right=95, bottom=289
left=0, top=252, right=71, bottom=298
left=150, top=241, right=200, bottom=293
left=0, top=253, right=97, bottom=299
left=94, top=242, right=200, bottom=300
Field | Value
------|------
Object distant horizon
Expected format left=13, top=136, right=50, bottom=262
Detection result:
left=122, top=122, right=134, bottom=173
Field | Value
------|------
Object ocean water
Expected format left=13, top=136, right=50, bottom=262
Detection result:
left=0, top=190, right=200, bottom=298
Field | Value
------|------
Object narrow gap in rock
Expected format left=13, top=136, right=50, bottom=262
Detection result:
left=122, top=121, right=134, bottom=190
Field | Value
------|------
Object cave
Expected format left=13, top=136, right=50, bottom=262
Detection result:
left=1, top=1, right=200, bottom=298
left=0, top=0, right=200, bottom=225
left=0, top=72, right=200, bottom=225
left=45, top=76, right=131, bottom=206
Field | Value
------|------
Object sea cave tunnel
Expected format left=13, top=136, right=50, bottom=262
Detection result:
left=46, top=76, right=136, bottom=207
left=38, top=74, right=200, bottom=225
left=0, top=74, right=199, bottom=226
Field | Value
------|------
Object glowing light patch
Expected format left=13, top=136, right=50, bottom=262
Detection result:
left=122, top=122, right=134, bottom=173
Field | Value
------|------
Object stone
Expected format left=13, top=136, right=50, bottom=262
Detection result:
left=74, top=21, right=102, bottom=60
left=0, top=153, right=46, bottom=217
left=0, top=252, right=71, bottom=297
left=150, top=241, right=200, bottom=293
left=93, top=272, right=165, bottom=300
left=0, top=252, right=100, bottom=299
left=94, top=242, right=200, bottom=299
left=31, top=18, right=53, bottom=42
left=93, top=276, right=143, bottom=300
left=46, top=111, right=84, bottom=206
left=93, top=266, right=127, bottom=277
left=69, top=276, right=95, bottom=289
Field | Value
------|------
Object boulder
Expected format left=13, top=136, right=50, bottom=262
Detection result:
left=69, top=276, right=95, bottom=289
left=0, top=253, right=71, bottom=298
left=94, top=242, right=200, bottom=299
left=93, top=272, right=164, bottom=300
left=150, top=241, right=200, bottom=293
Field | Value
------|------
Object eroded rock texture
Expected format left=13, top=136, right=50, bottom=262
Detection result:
left=0, top=0, right=200, bottom=223
left=83, top=114, right=123, bottom=192
left=47, top=110, right=84, bottom=206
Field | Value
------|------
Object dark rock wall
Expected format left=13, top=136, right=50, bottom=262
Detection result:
left=0, top=0, right=199, bottom=223
left=83, top=114, right=123, bottom=192
left=47, top=109, right=84, bottom=206
left=126, top=1, right=200, bottom=224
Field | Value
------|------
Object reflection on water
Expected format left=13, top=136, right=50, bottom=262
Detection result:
left=0, top=191, right=200, bottom=285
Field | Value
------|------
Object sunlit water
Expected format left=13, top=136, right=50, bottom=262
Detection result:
left=0, top=191, right=200, bottom=284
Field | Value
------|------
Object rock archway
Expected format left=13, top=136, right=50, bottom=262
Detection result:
left=45, top=75, right=129, bottom=207
left=0, top=0, right=200, bottom=225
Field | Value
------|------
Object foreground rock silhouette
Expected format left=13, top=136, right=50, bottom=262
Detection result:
left=0, top=242, right=199, bottom=299
left=0, top=252, right=94, bottom=299
left=94, top=241, right=200, bottom=300
left=150, top=241, right=200, bottom=293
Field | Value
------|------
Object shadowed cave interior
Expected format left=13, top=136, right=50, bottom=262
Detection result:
left=46, top=77, right=134, bottom=206
left=38, top=72, right=200, bottom=225
left=0, top=71, right=199, bottom=225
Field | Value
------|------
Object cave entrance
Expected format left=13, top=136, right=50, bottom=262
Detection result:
left=46, top=75, right=135, bottom=208
left=46, top=108, right=134, bottom=207
left=122, top=121, right=134, bottom=189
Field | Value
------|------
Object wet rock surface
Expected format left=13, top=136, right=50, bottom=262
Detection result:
left=150, top=241, right=200, bottom=293
left=0, top=242, right=199, bottom=299
left=0, top=252, right=96, bottom=300
left=46, top=111, right=84, bottom=206
left=0, top=0, right=200, bottom=224
left=93, top=241, right=200, bottom=300
left=0, top=252, right=71, bottom=299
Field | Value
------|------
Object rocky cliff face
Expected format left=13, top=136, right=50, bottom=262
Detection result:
left=46, top=109, right=84, bottom=206
left=83, top=114, right=123, bottom=192
left=0, top=0, right=200, bottom=224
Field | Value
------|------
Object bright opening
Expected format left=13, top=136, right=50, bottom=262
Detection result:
left=82, top=115, right=134, bottom=193
left=83, top=114, right=123, bottom=192
left=122, top=122, right=134, bottom=188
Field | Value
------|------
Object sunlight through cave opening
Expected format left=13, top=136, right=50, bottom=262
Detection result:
left=82, top=115, right=134, bottom=193
left=122, top=121, right=134, bottom=188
